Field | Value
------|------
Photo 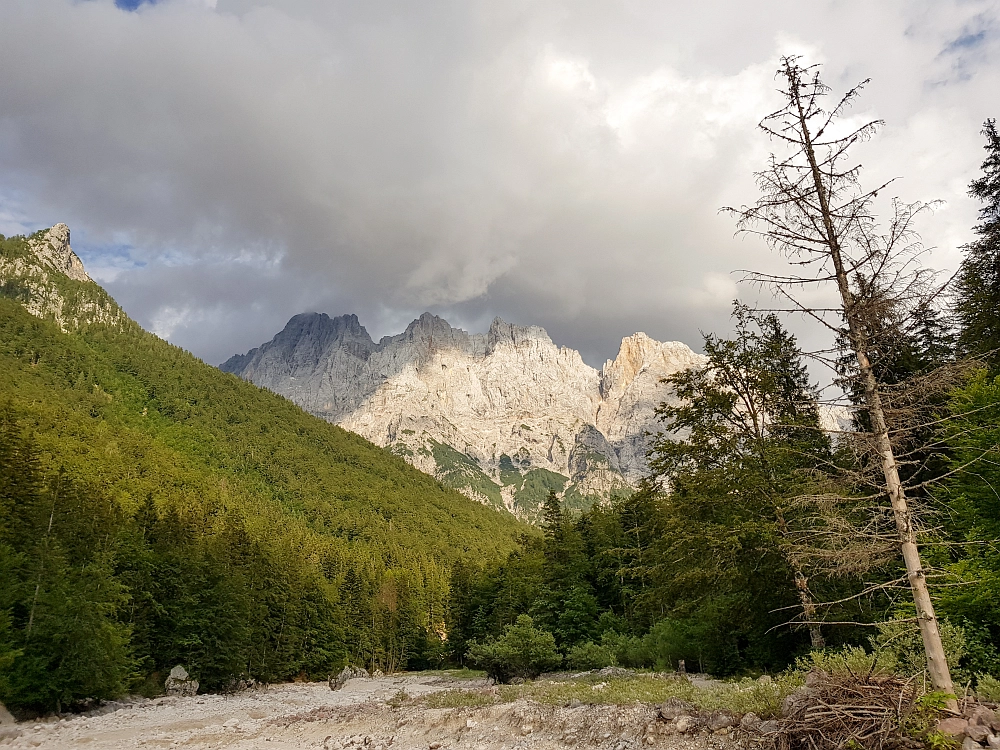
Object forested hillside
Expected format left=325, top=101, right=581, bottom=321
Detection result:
left=0, top=230, right=526, bottom=712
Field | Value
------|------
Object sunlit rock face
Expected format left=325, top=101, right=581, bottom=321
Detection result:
left=0, top=224, right=125, bottom=332
left=222, top=313, right=705, bottom=520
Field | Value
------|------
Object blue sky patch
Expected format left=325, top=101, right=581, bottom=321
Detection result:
left=115, top=0, right=155, bottom=10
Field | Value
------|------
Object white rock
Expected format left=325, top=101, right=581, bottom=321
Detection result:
left=222, top=313, right=705, bottom=516
left=28, top=224, right=91, bottom=283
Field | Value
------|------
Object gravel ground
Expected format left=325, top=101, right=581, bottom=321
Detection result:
left=0, top=676, right=732, bottom=750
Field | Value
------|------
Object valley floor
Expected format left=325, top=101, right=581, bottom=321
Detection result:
left=3, top=674, right=731, bottom=750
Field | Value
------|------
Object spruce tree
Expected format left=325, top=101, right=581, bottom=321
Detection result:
left=956, top=119, right=1000, bottom=365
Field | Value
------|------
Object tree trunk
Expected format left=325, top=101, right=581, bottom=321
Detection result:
left=790, top=79, right=957, bottom=707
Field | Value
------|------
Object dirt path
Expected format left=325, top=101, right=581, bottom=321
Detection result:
left=3, top=676, right=730, bottom=750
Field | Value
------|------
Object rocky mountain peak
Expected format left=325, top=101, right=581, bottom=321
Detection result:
left=222, top=311, right=705, bottom=519
left=29, top=223, right=91, bottom=283
left=486, top=317, right=554, bottom=352
left=600, top=332, right=704, bottom=400
left=380, top=312, right=486, bottom=357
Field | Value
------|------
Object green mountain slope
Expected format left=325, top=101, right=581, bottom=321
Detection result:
left=0, top=229, right=526, bottom=711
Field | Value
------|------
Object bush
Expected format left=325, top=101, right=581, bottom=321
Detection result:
left=600, top=631, right=648, bottom=669
left=797, top=645, right=900, bottom=677
left=466, top=615, right=562, bottom=683
left=566, top=641, right=615, bottom=670
left=976, top=674, right=1000, bottom=702
left=870, top=615, right=967, bottom=680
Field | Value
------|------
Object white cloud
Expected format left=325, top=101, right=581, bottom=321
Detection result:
left=0, top=0, right=996, bottom=365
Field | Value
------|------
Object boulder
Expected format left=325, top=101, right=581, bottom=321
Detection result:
left=964, top=737, right=985, bottom=750
left=739, top=713, right=760, bottom=730
left=674, top=716, right=700, bottom=734
left=164, top=665, right=199, bottom=697
left=969, top=724, right=992, bottom=743
left=0, top=702, right=14, bottom=725
left=939, top=717, right=970, bottom=737
left=707, top=711, right=736, bottom=731
left=971, top=706, right=1000, bottom=731
left=329, top=666, right=370, bottom=691
left=658, top=698, right=695, bottom=721
left=780, top=689, right=814, bottom=719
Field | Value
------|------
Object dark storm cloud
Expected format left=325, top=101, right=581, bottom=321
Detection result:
left=0, top=0, right=996, bottom=365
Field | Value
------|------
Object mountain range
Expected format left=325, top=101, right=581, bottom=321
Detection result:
left=221, top=312, right=707, bottom=519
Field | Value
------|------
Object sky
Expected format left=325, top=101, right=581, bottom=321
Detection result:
left=0, top=0, right=997, bottom=368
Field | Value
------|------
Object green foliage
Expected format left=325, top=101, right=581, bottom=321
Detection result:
left=498, top=673, right=800, bottom=717
left=975, top=674, right=1000, bottom=702
left=429, top=440, right=504, bottom=509
left=466, top=615, right=562, bottom=683
left=871, top=615, right=967, bottom=681
left=0, top=234, right=525, bottom=709
left=565, top=641, right=615, bottom=670
left=643, top=306, right=843, bottom=672
left=956, top=119, right=1000, bottom=366
left=797, top=645, right=900, bottom=678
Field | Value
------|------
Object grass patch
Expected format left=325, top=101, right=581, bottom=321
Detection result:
left=497, top=674, right=802, bottom=718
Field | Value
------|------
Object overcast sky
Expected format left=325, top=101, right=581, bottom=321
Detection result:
left=1, top=0, right=997, bottom=367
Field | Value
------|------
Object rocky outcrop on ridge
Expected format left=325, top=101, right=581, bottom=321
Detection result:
left=0, top=224, right=125, bottom=332
left=29, top=223, right=91, bottom=283
left=222, top=313, right=706, bottom=518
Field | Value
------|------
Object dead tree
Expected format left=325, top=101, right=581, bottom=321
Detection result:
left=727, top=57, right=957, bottom=705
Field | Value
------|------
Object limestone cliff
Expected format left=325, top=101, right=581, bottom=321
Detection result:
left=222, top=313, right=705, bottom=519
left=0, top=224, right=125, bottom=331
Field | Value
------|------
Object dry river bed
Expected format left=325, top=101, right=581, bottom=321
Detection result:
left=0, top=675, right=734, bottom=750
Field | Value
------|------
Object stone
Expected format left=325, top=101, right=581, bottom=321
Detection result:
left=971, top=706, right=1000, bottom=730
left=938, top=717, right=970, bottom=737
left=739, top=713, right=760, bottom=730
left=964, top=737, right=985, bottom=750
left=674, top=716, right=699, bottom=734
left=707, top=712, right=736, bottom=731
left=0, top=702, right=15, bottom=725
left=970, top=724, right=992, bottom=743
left=987, top=734, right=1000, bottom=749
left=757, top=720, right=780, bottom=735
left=0, top=727, right=21, bottom=742
left=329, top=666, right=370, bottom=691
left=780, top=689, right=814, bottom=719
left=164, top=665, right=199, bottom=697
left=658, top=698, right=695, bottom=721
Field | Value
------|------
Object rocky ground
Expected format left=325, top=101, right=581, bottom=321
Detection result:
left=0, top=675, right=734, bottom=750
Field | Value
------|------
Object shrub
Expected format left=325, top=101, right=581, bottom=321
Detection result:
left=976, top=674, right=1000, bottom=702
left=797, top=645, right=900, bottom=677
left=566, top=641, right=615, bottom=670
left=870, top=615, right=967, bottom=680
left=466, top=615, right=562, bottom=683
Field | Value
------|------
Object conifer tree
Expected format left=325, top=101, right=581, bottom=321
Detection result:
left=650, top=306, right=832, bottom=651
left=956, top=119, right=1000, bottom=365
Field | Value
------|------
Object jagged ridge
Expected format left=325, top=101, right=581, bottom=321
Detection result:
left=222, top=312, right=706, bottom=519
